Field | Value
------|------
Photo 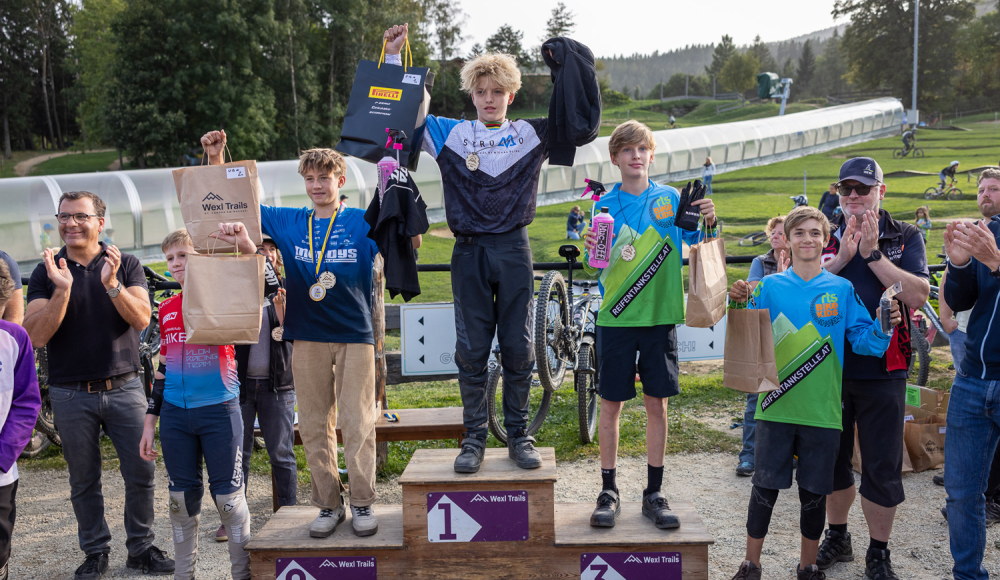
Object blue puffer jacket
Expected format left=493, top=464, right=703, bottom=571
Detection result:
left=944, top=215, right=1000, bottom=380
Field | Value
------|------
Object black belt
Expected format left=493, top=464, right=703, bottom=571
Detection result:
left=56, top=371, right=140, bottom=393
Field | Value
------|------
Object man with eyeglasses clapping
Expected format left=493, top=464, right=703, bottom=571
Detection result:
left=24, top=191, right=174, bottom=580
left=812, top=158, right=930, bottom=580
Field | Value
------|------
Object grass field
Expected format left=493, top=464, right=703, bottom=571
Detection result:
left=30, top=150, right=120, bottom=176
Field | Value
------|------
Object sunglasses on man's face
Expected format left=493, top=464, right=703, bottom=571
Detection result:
left=837, top=183, right=877, bottom=197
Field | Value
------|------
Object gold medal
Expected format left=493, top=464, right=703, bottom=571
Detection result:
left=466, top=152, right=480, bottom=171
left=319, top=271, right=337, bottom=289
left=309, top=283, right=326, bottom=301
left=271, top=326, right=284, bottom=341
left=621, top=243, right=636, bottom=262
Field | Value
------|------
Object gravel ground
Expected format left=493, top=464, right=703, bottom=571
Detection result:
left=13, top=451, right=999, bottom=579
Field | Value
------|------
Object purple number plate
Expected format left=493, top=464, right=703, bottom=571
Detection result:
left=276, top=557, right=376, bottom=580
left=581, top=552, right=682, bottom=580
left=426, top=490, right=529, bottom=542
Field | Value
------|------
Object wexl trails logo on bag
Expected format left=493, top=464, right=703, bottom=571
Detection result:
left=368, top=86, right=402, bottom=100
left=201, top=192, right=249, bottom=214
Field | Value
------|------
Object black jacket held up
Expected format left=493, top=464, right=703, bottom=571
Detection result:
left=542, top=37, right=601, bottom=167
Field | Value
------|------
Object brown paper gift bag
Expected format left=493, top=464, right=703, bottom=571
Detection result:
left=182, top=252, right=266, bottom=345
left=903, top=413, right=947, bottom=472
left=173, top=158, right=262, bottom=253
left=723, top=307, right=780, bottom=393
left=686, top=236, right=727, bottom=327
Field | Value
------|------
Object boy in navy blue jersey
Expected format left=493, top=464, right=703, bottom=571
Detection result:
left=382, top=23, right=600, bottom=474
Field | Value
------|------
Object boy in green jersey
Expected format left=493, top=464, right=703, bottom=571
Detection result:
left=584, top=120, right=717, bottom=529
left=726, top=206, right=900, bottom=580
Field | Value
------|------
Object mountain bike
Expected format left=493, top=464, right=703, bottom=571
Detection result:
left=892, top=145, right=924, bottom=159
left=487, top=245, right=603, bottom=444
left=924, top=181, right=963, bottom=201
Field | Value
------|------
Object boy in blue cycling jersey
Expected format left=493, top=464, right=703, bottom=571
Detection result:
left=140, top=224, right=278, bottom=580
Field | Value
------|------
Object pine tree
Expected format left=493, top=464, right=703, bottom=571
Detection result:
left=544, top=2, right=575, bottom=39
left=705, top=35, right=736, bottom=79
left=749, top=35, right=778, bottom=74
left=487, top=24, right=528, bottom=67
left=797, top=40, right=816, bottom=95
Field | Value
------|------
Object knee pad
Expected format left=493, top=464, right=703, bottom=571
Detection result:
left=746, top=485, right=779, bottom=540
left=798, top=487, right=827, bottom=541
left=215, top=488, right=251, bottom=580
left=168, top=491, right=201, bottom=580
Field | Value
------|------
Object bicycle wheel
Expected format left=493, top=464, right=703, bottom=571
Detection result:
left=534, top=271, right=569, bottom=393
left=34, top=347, right=60, bottom=447
left=486, top=367, right=552, bottom=445
left=254, top=436, right=266, bottom=450
left=948, top=188, right=963, bottom=201
left=20, top=431, right=51, bottom=459
left=913, top=148, right=924, bottom=158
left=576, top=342, right=599, bottom=444
left=924, top=188, right=938, bottom=200
left=893, top=149, right=903, bottom=159
left=739, top=231, right=768, bottom=247
left=139, top=319, right=160, bottom=399
left=908, top=322, right=931, bottom=387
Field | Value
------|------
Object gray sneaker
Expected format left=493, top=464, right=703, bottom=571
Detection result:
left=590, top=490, right=621, bottom=528
left=642, top=491, right=680, bottom=529
left=454, top=438, right=486, bottom=473
left=351, top=504, right=379, bottom=537
left=309, top=505, right=346, bottom=538
left=798, top=564, right=827, bottom=580
left=508, top=435, right=542, bottom=469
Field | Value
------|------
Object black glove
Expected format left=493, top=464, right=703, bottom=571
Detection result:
left=674, top=180, right=706, bottom=231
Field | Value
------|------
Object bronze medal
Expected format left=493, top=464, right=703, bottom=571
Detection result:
left=466, top=152, right=480, bottom=172
left=271, top=326, right=284, bottom=341
left=621, top=243, right=637, bottom=262
left=319, top=271, right=337, bottom=289
left=309, top=283, right=326, bottom=301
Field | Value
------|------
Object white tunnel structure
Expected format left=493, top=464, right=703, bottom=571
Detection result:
left=2, top=98, right=903, bottom=268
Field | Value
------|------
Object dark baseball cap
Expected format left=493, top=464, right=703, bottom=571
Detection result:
left=837, top=157, right=883, bottom=186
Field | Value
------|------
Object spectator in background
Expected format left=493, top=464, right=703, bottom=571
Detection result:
left=915, top=206, right=931, bottom=241
left=40, top=224, right=55, bottom=250
left=669, top=114, right=676, bottom=128
left=340, top=194, right=349, bottom=210
left=567, top=206, right=587, bottom=239
left=0, top=259, right=41, bottom=580
left=259, top=235, right=284, bottom=283
left=702, top=157, right=716, bottom=196
left=23, top=191, right=173, bottom=579
left=818, top=183, right=840, bottom=221
left=735, top=215, right=789, bottom=478
left=0, top=252, right=23, bottom=325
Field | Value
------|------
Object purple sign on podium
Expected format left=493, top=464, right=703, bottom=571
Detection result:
left=581, top=552, right=682, bottom=580
left=276, top=557, right=376, bottom=580
left=426, top=490, right=529, bottom=542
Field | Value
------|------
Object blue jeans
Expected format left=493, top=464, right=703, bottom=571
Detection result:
left=49, top=377, right=156, bottom=557
left=949, top=329, right=968, bottom=371
left=944, top=372, right=1000, bottom=580
left=241, top=379, right=297, bottom=507
left=160, top=398, right=244, bottom=514
left=739, top=393, right=758, bottom=465
left=567, top=230, right=581, bottom=240
left=704, top=174, right=714, bottom=196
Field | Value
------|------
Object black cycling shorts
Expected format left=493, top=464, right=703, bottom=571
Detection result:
left=752, top=419, right=841, bottom=496
left=832, top=378, right=906, bottom=507
left=595, top=324, right=680, bottom=402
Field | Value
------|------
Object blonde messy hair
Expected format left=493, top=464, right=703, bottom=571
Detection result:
left=460, top=53, right=522, bottom=95
left=161, top=229, right=193, bottom=253
left=609, top=120, right=656, bottom=158
left=784, top=206, right=830, bottom=241
left=765, top=215, right=786, bottom=237
left=298, top=148, right=346, bottom=178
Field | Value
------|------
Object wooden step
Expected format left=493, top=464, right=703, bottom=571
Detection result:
left=255, top=406, right=465, bottom=446
left=398, top=447, right=557, bottom=486
left=247, top=505, right=404, bottom=580
left=554, top=501, right=715, bottom=547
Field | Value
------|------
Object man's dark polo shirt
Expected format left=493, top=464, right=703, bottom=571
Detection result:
left=27, top=243, right=148, bottom=384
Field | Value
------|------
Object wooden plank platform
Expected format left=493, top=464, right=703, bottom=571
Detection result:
left=246, top=505, right=404, bottom=553
left=254, top=406, right=465, bottom=446
left=554, top=501, right=715, bottom=546
left=399, top=447, right=558, bottom=485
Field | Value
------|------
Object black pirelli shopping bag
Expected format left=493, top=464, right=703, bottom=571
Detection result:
left=336, top=38, right=432, bottom=169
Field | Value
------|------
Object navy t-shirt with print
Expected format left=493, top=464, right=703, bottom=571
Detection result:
left=261, top=205, right=378, bottom=344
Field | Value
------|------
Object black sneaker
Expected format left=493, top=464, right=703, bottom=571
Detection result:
left=590, top=489, right=621, bottom=528
left=932, top=474, right=944, bottom=486
left=987, top=498, right=1000, bottom=526
left=74, top=553, right=109, bottom=580
left=126, top=545, right=175, bottom=575
left=864, top=548, right=898, bottom=580
left=735, top=461, right=754, bottom=477
left=642, top=491, right=680, bottom=529
left=816, top=529, right=853, bottom=570
left=730, top=560, right=761, bottom=580
left=941, top=506, right=948, bottom=520
left=508, top=435, right=542, bottom=469
left=798, top=564, right=826, bottom=580
left=454, top=438, right=485, bottom=473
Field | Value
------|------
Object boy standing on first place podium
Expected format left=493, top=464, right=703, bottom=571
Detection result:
left=382, top=24, right=600, bottom=473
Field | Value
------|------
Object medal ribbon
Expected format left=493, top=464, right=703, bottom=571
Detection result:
left=308, top=207, right=339, bottom=281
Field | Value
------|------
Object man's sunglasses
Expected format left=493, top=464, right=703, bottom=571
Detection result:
left=837, top=184, right=878, bottom=196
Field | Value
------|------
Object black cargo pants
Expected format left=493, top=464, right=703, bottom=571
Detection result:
left=451, top=227, right=535, bottom=441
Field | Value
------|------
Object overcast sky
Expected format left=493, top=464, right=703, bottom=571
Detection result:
left=454, top=0, right=849, bottom=58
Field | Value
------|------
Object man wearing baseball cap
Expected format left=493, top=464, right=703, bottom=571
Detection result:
left=814, top=157, right=930, bottom=579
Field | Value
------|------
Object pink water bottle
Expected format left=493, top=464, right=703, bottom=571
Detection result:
left=377, top=129, right=405, bottom=203
left=589, top=207, right=614, bottom=269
